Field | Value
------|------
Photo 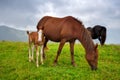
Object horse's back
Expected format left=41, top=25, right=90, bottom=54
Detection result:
left=39, top=16, right=81, bottom=42
left=42, top=16, right=71, bottom=41
left=40, top=16, right=74, bottom=24
left=94, top=25, right=106, bottom=32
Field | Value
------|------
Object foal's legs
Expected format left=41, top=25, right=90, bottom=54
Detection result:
left=54, top=39, right=66, bottom=65
left=69, top=40, right=76, bottom=67
left=35, top=45, right=39, bottom=67
left=28, top=44, right=32, bottom=62
left=31, top=45, right=35, bottom=61
left=40, top=45, right=44, bottom=64
left=28, top=43, right=33, bottom=62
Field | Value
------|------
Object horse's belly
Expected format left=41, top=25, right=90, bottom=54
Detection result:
left=46, top=35, right=61, bottom=42
left=44, top=31, right=61, bottom=42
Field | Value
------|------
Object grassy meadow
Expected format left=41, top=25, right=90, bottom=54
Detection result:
left=0, top=41, right=120, bottom=80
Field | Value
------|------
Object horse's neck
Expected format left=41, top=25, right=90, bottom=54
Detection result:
left=77, top=28, right=95, bottom=52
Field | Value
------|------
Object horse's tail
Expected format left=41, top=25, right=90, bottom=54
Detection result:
left=26, top=31, right=29, bottom=35
left=101, top=27, right=107, bottom=45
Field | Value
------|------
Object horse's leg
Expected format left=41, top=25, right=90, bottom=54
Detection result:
left=40, top=45, right=44, bottom=64
left=44, top=38, right=49, bottom=50
left=98, top=37, right=102, bottom=45
left=100, top=29, right=106, bottom=45
left=54, top=39, right=66, bottom=65
left=43, top=38, right=48, bottom=59
left=36, top=45, right=39, bottom=67
left=31, top=45, right=35, bottom=61
left=28, top=44, right=32, bottom=62
left=69, top=40, right=76, bottom=67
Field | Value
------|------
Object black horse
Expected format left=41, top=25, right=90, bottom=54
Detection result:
left=87, top=25, right=107, bottom=45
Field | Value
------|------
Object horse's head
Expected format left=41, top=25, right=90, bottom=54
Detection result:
left=86, top=44, right=98, bottom=70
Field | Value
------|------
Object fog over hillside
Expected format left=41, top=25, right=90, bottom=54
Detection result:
left=0, top=25, right=120, bottom=44
left=0, top=25, right=27, bottom=41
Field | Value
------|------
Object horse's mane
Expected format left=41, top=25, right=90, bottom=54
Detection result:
left=73, top=17, right=95, bottom=52
left=82, top=28, right=95, bottom=52
left=70, top=17, right=83, bottom=26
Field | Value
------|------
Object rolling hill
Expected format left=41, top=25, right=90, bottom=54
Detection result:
left=0, top=25, right=27, bottom=41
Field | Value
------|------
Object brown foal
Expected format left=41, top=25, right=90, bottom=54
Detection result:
left=27, top=30, right=44, bottom=67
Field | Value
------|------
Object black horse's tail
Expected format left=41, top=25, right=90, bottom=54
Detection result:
left=26, top=31, right=29, bottom=35
left=101, top=27, right=107, bottom=45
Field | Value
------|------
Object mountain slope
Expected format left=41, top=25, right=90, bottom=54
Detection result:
left=0, top=25, right=27, bottom=41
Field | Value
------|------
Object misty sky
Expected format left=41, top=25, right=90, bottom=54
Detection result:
left=0, top=0, right=120, bottom=44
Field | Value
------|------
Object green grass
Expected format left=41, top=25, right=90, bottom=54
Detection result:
left=0, top=41, right=120, bottom=80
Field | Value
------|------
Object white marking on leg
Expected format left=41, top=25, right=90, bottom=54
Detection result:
left=36, top=47, right=39, bottom=67
left=29, top=46, right=31, bottom=62
left=32, top=45, right=35, bottom=61
left=38, top=30, right=42, bottom=41
left=40, top=45, right=44, bottom=64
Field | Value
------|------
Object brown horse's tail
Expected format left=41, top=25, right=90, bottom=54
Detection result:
left=26, top=31, right=29, bottom=35
left=101, top=27, right=107, bottom=45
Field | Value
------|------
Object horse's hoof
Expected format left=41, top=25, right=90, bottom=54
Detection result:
left=71, top=62, right=77, bottom=67
left=45, top=47, right=49, bottom=50
left=43, top=57, right=46, bottom=60
left=91, top=67, right=97, bottom=70
left=73, top=64, right=77, bottom=67
left=32, top=59, right=35, bottom=62
left=53, top=61, right=57, bottom=66
left=29, top=59, right=31, bottom=62
left=36, top=65, right=39, bottom=67
left=43, top=55, right=46, bottom=60
left=41, top=62, right=44, bottom=65
left=54, top=63, right=57, bottom=66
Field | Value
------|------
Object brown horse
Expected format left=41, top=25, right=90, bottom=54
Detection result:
left=37, top=16, right=98, bottom=70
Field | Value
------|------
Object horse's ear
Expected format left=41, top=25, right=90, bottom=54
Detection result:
left=95, top=43, right=98, bottom=49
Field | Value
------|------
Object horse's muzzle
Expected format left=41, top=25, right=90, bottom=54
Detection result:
left=91, top=66, right=97, bottom=70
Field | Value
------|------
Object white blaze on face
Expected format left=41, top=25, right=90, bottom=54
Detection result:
left=38, top=30, right=42, bottom=41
